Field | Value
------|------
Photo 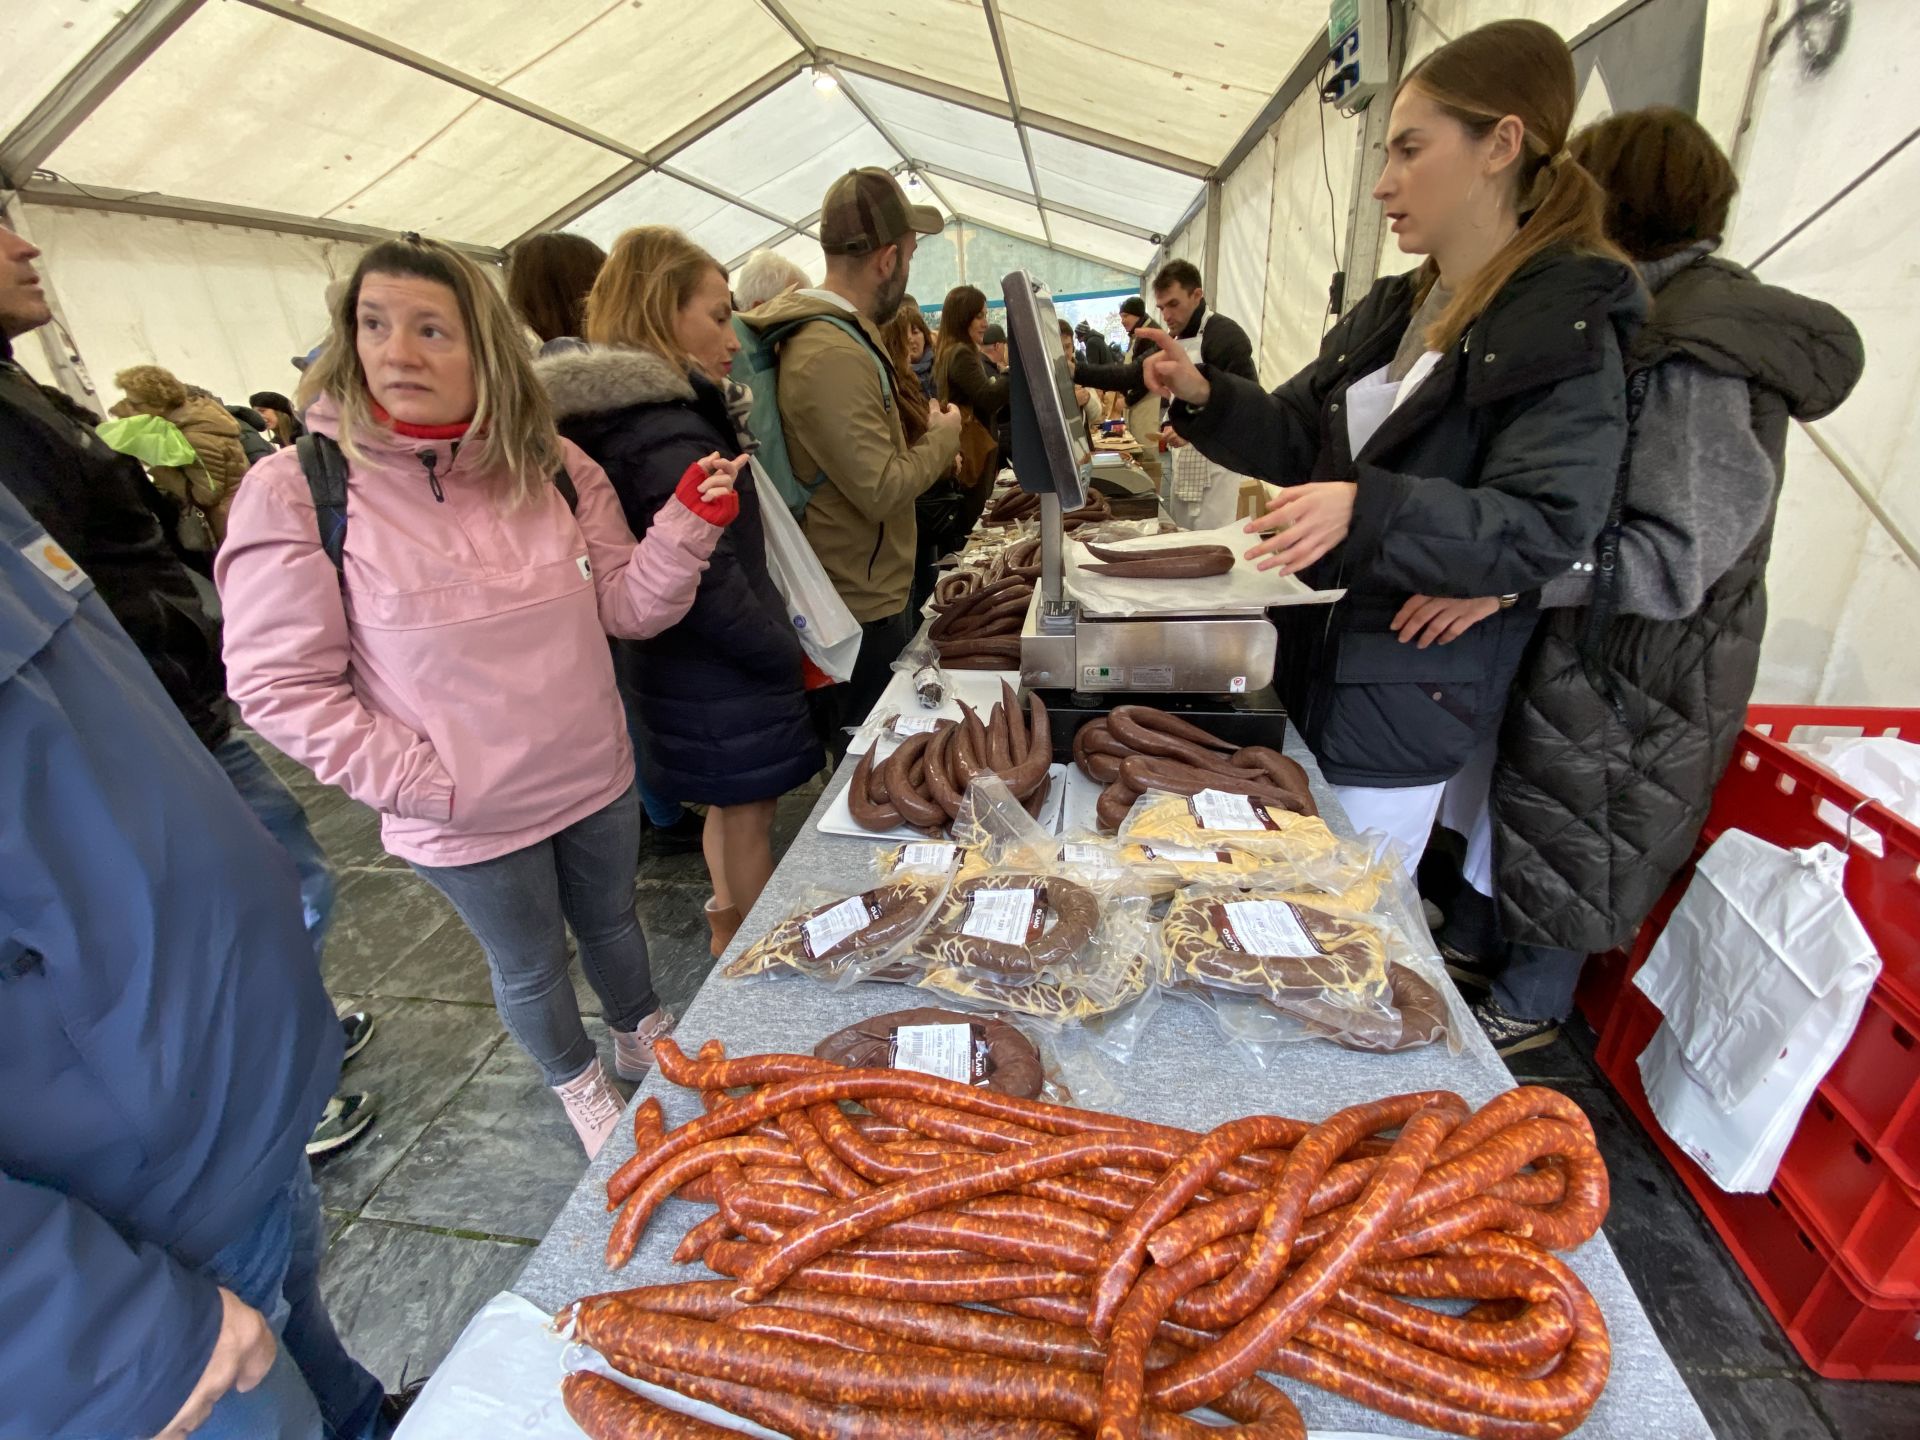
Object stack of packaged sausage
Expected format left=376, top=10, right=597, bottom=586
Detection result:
left=560, top=1037, right=1613, bottom=1439
left=730, top=743, right=1456, bottom=1066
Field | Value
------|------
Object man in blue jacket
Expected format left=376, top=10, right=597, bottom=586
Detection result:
left=0, top=476, right=387, bottom=1432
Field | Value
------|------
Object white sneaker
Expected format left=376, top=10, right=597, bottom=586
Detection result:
left=552, top=1057, right=623, bottom=1159
left=613, top=1007, right=676, bottom=1082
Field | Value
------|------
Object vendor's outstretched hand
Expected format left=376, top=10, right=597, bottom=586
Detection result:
left=1159, top=423, right=1188, bottom=451
left=1393, top=594, right=1501, bottom=648
left=1138, top=327, right=1210, bottom=407
left=1243, top=482, right=1357, bottom=574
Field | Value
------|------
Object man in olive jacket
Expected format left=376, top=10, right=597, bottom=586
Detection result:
left=743, top=169, right=962, bottom=740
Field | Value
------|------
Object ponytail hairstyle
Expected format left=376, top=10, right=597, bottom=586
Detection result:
left=300, top=234, right=564, bottom=506
left=1400, top=19, right=1623, bottom=352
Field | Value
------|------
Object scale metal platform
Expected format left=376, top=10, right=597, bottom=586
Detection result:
left=1016, top=494, right=1277, bottom=698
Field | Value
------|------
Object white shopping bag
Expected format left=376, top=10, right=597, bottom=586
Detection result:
left=754, top=457, right=861, bottom=683
left=1634, top=829, right=1880, bottom=1191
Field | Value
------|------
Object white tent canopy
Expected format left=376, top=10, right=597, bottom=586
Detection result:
left=2, top=0, right=1321, bottom=272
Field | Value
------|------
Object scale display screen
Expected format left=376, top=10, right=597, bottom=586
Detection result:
left=1000, top=269, right=1089, bottom=513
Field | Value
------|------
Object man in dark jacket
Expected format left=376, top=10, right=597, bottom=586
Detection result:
left=1085, top=263, right=1258, bottom=523
left=0, top=465, right=394, bottom=1436
left=1077, top=296, right=1163, bottom=483
left=0, top=220, right=376, bottom=1151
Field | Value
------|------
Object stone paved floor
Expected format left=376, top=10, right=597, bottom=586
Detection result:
left=246, top=735, right=1916, bottom=1437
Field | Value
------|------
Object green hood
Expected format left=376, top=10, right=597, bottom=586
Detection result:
left=96, top=414, right=196, bottom=468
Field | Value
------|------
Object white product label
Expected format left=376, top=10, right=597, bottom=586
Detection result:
left=22, top=534, right=87, bottom=592
left=900, top=842, right=959, bottom=868
left=892, top=1023, right=975, bottom=1083
left=1190, top=789, right=1268, bottom=831
left=1060, top=843, right=1107, bottom=865
left=802, top=895, right=871, bottom=957
left=1222, top=900, right=1321, bottom=958
left=892, top=714, right=941, bottom=736
left=1144, top=843, right=1227, bottom=864
left=1229, top=674, right=1248, bottom=694
left=961, top=887, right=1038, bottom=945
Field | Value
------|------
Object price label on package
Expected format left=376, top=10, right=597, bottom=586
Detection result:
left=802, top=894, right=872, bottom=957
left=1143, top=843, right=1228, bottom=864
left=960, top=887, right=1039, bottom=945
left=1189, top=789, right=1279, bottom=831
left=1221, top=899, right=1323, bottom=958
left=1060, top=843, right=1107, bottom=866
left=891, top=714, right=942, bottom=736
left=891, top=1023, right=976, bottom=1083
left=899, top=842, right=959, bottom=868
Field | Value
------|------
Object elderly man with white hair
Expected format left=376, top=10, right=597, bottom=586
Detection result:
left=734, top=249, right=810, bottom=311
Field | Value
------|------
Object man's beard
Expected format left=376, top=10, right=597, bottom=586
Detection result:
left=874, top=264, right=910, bottom=325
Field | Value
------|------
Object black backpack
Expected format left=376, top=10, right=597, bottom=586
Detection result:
left=295, top=432, right=578, bottom=572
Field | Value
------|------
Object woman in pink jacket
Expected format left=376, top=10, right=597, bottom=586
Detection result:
left=218, top=235, right=743, bottom=1157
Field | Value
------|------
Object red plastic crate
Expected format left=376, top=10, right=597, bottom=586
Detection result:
left=1776, top=1091, right=1920, bottom=1300
left=1729, top=705, right=1920, bottom=1013
left=1819, top=981, right=1920, bottom=1194
left=1595, top=990, right=1920, bottom=1379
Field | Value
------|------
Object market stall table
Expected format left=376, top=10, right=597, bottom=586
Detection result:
left=490, top=730, right=1717, bottom=1439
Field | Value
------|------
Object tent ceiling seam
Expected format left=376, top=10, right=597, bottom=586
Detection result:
left=238, top=0, right=803, bottom=241
left=811, top=50, right=1210, bottom=178
left=914, top=164, right=1159, bottom=245
left=979, top=0, right=1052, bottom=249
left=0, top=0, right=208, bottom=185
left=749, top=1, right=967, bottom=234
left=16, top=179, right=505, bottom=261
left=510, top=56, right=813, bottom=249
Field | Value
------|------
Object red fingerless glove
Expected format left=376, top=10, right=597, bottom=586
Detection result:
left=675, top=462, right=741, bottom=527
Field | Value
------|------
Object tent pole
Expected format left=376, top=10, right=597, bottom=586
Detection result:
left=979, top=0, right=1055, bottom=249
left=0, top=194, right=103, bottom=409
left=0, top=0, right=207, bottom=186
left=1339, top=0, right=1408, bottom=312
left=1202, top=179, right=1223, bottom=295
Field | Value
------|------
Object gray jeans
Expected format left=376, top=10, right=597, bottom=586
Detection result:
left=412, top=784, right=657, bottom=1085
left=1494, top=943, right=1586, bottom=1024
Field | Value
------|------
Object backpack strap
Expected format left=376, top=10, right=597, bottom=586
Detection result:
left=296, top=433, right=351, bottom=572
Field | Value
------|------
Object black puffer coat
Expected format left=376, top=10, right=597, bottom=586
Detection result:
left=540, top=346, right=820, bottom=806
left=1173, top=250, right=1644, bottom=787
left=1492, top=256, right=1864, bottom=951
left=0, top=338, right=231, bottom=747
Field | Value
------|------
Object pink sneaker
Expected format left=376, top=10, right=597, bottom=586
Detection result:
left=551, top=1057, right=623, bottom=1159
left=613, top=1007, right=676, bottom=1082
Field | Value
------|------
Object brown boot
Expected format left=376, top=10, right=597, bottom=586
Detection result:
left=704, top=897, right=742, bottom=958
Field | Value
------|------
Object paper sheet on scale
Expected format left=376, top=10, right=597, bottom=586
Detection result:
left=1064, top=521, right=1344, bottom=618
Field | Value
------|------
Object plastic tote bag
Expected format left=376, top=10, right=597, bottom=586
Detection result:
left=753, top=456, right=862, bottom=683
left=1634, top=829, right=1880, bottom=1191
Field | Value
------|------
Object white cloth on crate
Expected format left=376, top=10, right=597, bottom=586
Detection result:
left=1634, top=831, right=1880, bottom=1191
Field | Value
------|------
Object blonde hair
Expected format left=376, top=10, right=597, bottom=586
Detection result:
left=584, top=226, right=726, bottom=375
left=296, top=234, right=562, bottom=506
left=1399, top=20, right=1623, bottom=352
left=116, top=363, right=187, bottom=414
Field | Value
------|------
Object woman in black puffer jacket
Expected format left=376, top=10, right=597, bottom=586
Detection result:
left=540, top=226, right=819, bottom=958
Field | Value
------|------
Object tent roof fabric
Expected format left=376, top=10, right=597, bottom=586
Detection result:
left=3, top=0, right=1327, bottom=273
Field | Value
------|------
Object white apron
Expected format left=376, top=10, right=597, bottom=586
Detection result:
left=1165, top=315, right=1246, bottom=531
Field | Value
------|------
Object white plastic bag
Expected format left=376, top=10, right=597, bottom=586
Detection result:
left=755, top=456, right=861, bottom=683
left=1634, top=829, right=1880, bottom=1192
left=1795, top=734, right=1920, bottom=826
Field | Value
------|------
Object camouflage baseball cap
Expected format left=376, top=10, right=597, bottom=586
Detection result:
left=819, top=168, right=943, bottom=256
